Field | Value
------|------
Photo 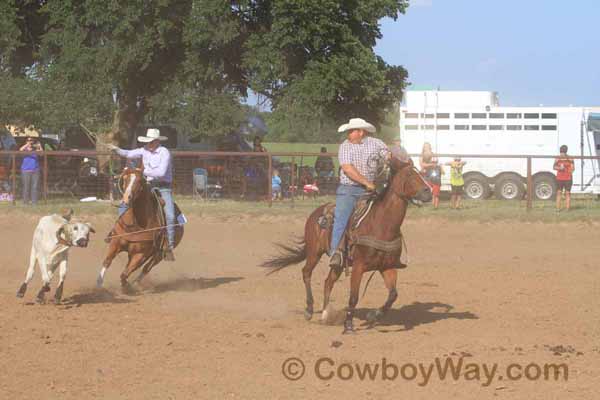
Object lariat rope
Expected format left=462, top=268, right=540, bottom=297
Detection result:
left=105, top=222, right=185, bottom=240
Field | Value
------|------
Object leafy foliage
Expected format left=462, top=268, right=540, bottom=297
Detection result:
left=0, top=0, right=409, bottom=144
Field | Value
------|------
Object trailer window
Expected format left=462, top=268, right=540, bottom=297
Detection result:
left=405, top=113, right=419, bottom=118
left=524, top=113, right=539, bottom=119
left=421, top=125, right=435, bottom=130
left=421, top=113, right=434, bottom=118
left=507, top=113, right=521, bottom=119
left=455, top=125, right=470, bottom=130
left=507, top=125, right=522, bottom=130
left=489, top=125, right=504, bottom=130
left=454, top=113, right=469, bottom=119
left=405, top=125, right=419, bottom=130
left=541, top=113, right=557, bottom=119
left=471, top=113, right=487, bottom=118
left=437, top=125, right=450, bottom=130
left=489, top=113, right=504, bottom=119
left=524, top=125, right=540, bottom=130
left=541, top=125, right=557, bottom=131
left=436, top=113, right=450, bottom=118
left=472, top=125, right=487, bottom=130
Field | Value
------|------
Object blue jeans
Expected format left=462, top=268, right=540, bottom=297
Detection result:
left=118, top=187, right=175, bottom=249
left=21, top=169, right=40, bottom=204
left=329, top=184, right=366, bottom=256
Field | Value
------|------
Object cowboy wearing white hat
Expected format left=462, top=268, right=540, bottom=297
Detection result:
left=108, top=128, right=176, bottom=261
left=329, top=117, right=389, bottom=269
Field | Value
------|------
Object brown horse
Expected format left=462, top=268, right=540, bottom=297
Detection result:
left=261, top=158, right=432, bottom=333
left=96, top=168, right=183, bottom=293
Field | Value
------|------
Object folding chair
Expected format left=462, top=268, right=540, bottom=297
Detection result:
left=193, top=168, right=208, bottom=199
left=193, top=167, right=223, bottom=200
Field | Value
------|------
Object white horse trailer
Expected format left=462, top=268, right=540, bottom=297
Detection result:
left=400, top=90, right=600, bottom=200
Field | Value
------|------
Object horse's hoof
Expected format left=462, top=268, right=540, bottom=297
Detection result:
left=304, top=309, right=313, bottom=321
left=16, top=283, right=27, bottom=298
left=35, top=295, right=45, bottom=304
left=121, top=283, right=135, bottom=295
left=342, top=321, right=355, bottom=334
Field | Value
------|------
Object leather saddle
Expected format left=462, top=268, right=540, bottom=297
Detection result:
left=318, top=194, right=406, bottom=272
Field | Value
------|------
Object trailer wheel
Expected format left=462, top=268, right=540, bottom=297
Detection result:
left=533, top=175, right=557, bottom=200
left=463, top=175, right=490, bottom=200
left=495, top=176, right=525, bottom=200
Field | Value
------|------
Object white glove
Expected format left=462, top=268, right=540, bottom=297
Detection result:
left=107, top=144, right=120, bottom=152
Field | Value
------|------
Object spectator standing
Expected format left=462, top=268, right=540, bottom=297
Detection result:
left=554, top=144, right=574, bottom=211
left=272, top=169, right=282, bottom=200
left=389, top=137, right=410, bottom=162
left=420, top=142, right=442, bottom=209
left=447, top=157, right=466, bottom=209
left=253, top=135, right=267, bottom=153
left=19, top=136, right=42, bottom=205
left=315, top=147, right=335, bottom=177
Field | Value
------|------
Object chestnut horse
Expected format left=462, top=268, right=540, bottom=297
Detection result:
left=96, top=168, right=183, bottom=293
left=261, top=158, right=432, bottom=333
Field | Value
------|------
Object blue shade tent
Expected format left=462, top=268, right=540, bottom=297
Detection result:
left=588, top=113, right=600, bottom=131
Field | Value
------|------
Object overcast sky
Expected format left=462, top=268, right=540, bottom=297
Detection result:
left=375, top=0, right=600, bottom=106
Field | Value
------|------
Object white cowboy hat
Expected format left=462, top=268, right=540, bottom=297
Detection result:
left=138, top=128, right=167, bottom=143
left=337, top=118, right=376, bottom=134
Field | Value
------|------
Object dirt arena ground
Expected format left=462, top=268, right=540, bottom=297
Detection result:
left=1, top=212, right=599, bottom=399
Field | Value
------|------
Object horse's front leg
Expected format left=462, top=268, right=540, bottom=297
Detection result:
left=97, top=241, right=121, bottom=288
left=120, top=252, right=148, bottom=294
left=343, top=262, right=366, bottom=334
left=367, top=268, right=398, bottom=324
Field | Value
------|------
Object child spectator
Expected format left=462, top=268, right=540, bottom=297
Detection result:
left=447, top=157, right=466, bottom=209
left=272, top=169, right=282, bottom=200
left=554, top=144, right=574, bottom=211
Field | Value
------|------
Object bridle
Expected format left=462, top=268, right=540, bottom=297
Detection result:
left=389, top=165, right=429, bottom=204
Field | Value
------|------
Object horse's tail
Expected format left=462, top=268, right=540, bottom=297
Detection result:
left=260, top=239, right=307, bottom=275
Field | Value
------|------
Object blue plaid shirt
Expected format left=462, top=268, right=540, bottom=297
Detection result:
left=338, top=136, right=389, bottom=186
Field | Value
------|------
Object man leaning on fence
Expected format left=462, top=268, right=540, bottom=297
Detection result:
left=108, top=128, right=176, bottom=261
left=328, top=118, right=389, bottom=269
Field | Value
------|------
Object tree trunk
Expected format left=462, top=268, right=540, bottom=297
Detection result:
left=109, top=93, right=144, bottom=147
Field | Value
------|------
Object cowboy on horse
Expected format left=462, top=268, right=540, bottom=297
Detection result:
left=329, top=117, right=390, bottom=269
left=108, top=128, right=176, bottom=261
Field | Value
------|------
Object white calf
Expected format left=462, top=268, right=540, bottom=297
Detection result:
left=16, top=210, right=95, bottom=303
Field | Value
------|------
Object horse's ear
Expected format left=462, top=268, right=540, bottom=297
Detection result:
left=390, top=157, right=410, bottom=172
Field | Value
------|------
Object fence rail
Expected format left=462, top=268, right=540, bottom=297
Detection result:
left=0, top=150, right=598, bottom=209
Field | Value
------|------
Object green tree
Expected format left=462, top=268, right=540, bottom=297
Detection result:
left=1, top=0, right=409, bottom=144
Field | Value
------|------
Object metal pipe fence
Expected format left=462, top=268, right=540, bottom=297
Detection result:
left=0, top=150, right=598, bottom=209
